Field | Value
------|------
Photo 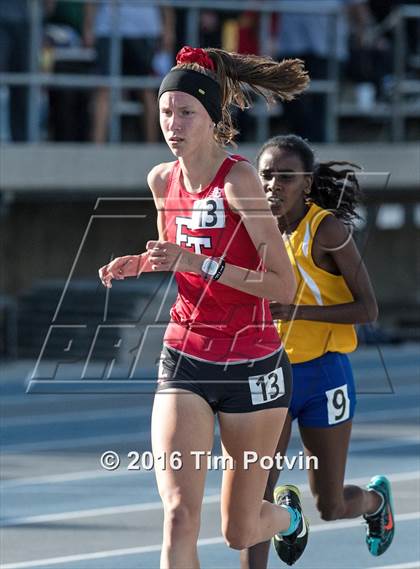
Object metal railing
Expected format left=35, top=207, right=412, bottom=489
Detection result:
left=371, top=4, right=420, bottom=141
left=0, top=0, right=418, bottom=143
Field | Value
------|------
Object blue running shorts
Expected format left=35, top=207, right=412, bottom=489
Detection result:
left=289, top=352, right=356, bottom=427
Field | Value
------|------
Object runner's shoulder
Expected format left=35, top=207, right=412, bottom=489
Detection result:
left=147, top=161, right=176, bottom=199
left=315, top=212, right=352, bottom=250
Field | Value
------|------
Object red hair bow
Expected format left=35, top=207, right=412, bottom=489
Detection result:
left=176, top=46, right=215, bottom=71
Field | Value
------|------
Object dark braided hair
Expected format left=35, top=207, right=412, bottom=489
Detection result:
left=256, top=134, right=363, bottom=225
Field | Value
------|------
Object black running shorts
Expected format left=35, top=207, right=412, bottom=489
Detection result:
left=156, top=346, right=292, bottom=413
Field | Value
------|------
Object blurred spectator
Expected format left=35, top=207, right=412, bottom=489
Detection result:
left=0, top=0, right=30, bottom=141
left=199, top=2, right=266, bottom=51
left=347, top=1, right=392, bottom=102
left=83, top=3, right=175, bottom=143
left=273, top=0, right=378, bottom=141
left=221, top=7, right=263, bottom=141
left=200, top=10, right=222, bottom=48
left=369, top=0, right=420, bottom=73
left=222, top=10, right=260, bottom=55
left=44, top=1, right=92, bottom=141
left=175, top=5, right=234, bottom=54
left=46, top=0, right=83, bottom=37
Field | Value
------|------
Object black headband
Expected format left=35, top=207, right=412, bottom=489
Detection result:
left=158, top=68, right=222, bottom=124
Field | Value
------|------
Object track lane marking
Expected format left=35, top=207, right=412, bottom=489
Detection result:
left=2, top=471, right=419, bottom=526
left=2, top=512, right=419, bottom=569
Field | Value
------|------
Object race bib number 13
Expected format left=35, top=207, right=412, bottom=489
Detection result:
left=191, top=197, right=225, bottom=229
left=248, top=367, right=285, bottom=406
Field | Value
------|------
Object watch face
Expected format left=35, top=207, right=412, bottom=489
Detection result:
left=203, top=258, right=219, bottom=275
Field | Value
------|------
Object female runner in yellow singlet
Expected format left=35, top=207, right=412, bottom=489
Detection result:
left=241, top=134, right=395, bottom=567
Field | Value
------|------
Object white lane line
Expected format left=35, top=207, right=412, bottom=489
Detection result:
left=2, top=512, right=419, bottom=569
left=0, top=392, right=141, bottom=408
left=1, top=405, right=151, bottom=427
left=0, top=494, right=221, bottom=526
left=2, top=460, right=418, bottom=490
left=309, top=511, right=419, bottom=532
left=0, top=542, right=163, bottom=569
left=1, top=469, right=133, bottom=488
left=2, top=471, right=418, bottom=526
left=1, top=425, right=219, bottom=453
left=3, top=425, right=419, bottom=454
left=355, top=406, right=420, bottom=423
left=1, top=431, right=152, bottom=453
left=367, top=562, right=420, bottom=569
left=1, top=399, right=419, bottom=456
left=2, top=401, right=418, bottom=429
left=352, top=423, right=420, bottom=438
left=348, top=437, right=419, bottom=453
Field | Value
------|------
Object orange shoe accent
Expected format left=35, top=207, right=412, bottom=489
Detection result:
left=384, top=506, right=394, bottom=531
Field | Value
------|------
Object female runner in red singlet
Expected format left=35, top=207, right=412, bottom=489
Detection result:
left=99, top=47, right=310, bottom=568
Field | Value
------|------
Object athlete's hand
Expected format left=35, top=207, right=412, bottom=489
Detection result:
left=99, top=255, right=140, bottom=288
left=270, top=302, right=296, bottom=321
left=146, top=241, right=198, bottom=273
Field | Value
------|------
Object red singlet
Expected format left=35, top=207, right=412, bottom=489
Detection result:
left=163, top=154, right=281, bottom=363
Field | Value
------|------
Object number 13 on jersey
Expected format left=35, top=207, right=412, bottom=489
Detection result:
left=191, top=197, right=225, bottom=229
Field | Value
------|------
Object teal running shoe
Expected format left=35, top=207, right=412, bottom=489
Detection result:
left=364, top=475, right=395, bottom=556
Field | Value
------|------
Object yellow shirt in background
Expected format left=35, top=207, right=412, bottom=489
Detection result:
left=277, top=203, right=357, bottom=363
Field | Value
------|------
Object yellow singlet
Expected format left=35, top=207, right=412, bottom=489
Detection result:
left=277, top=203, right=357, bottom=363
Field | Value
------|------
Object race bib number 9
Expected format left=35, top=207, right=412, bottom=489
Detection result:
left=248, top=367, right=285, bottom=406
left=325, top=384, right=350, bottom=424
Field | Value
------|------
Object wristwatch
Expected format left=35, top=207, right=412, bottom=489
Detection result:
left=201, top=257, right=225, bottom=281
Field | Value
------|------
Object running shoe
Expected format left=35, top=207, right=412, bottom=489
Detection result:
left=272, top=484, right=309, bottom=566
left=364, top=475, right=395, bottom=556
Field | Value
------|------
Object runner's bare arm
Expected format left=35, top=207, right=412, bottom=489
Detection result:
left=99, top=163, right=173, bottom=288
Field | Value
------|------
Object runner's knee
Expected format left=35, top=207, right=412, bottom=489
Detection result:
left=162, top=491, right=200, bottom=540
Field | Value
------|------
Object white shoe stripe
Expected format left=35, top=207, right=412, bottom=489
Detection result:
left=297, top=518, right=308, bottom=539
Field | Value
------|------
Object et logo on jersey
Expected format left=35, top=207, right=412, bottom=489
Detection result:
left=175, top=196, right=225, bottom=254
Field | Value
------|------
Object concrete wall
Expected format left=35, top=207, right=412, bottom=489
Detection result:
left=0, top=198, right=157, bottom=295
left=1, top=143, right=419, bottom=192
